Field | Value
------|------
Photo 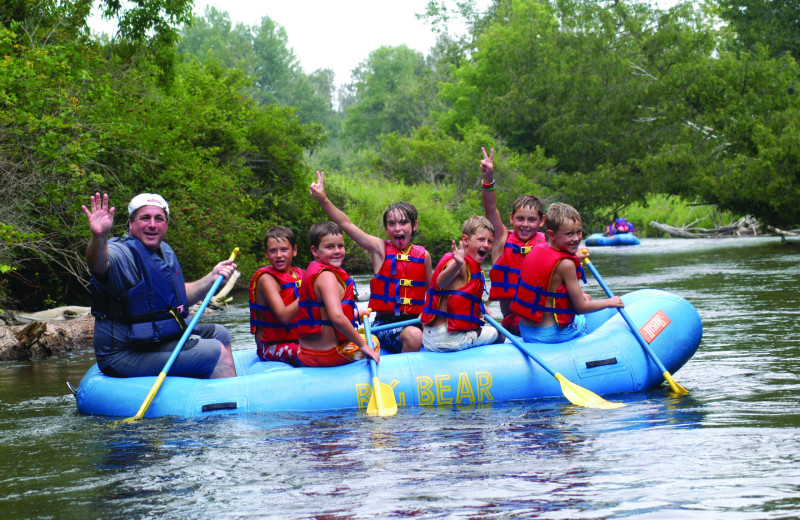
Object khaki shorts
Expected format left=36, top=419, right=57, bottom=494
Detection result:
left=422, top=324, right=498, bottom=353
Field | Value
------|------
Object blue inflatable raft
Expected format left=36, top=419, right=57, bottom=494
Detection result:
left=73, top=289, right=701, bottom=417
left=585, top=233, right=641, bottom=246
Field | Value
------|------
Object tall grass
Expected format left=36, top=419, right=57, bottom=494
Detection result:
left=613, top=195, right=743, bottom=237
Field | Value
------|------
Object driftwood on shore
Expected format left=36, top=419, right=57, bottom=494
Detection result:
left=649, top=216, right=762, bottom=238
left=0, top=315, right=95, bottom=361
left=650, top=216, right=800, bottom=238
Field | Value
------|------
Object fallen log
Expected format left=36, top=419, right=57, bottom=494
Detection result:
left=649, top=216, right=761, bottom=238
left=0, top=315, right=94, bottom=361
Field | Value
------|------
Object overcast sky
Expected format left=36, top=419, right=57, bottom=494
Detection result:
left=90, top=0, right=487, bottom=88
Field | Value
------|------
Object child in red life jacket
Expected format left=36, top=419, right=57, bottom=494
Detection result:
left=479, top=147, right=547, bottom=336
left=296, top=221, right=380, bottom=368
left=309, top=170, right=432, bottom=353
left=420, top=216, right=500, bottom=352
left=249, top=226, right=304, bottom=366
left=510, top=203, right=624, bottom=344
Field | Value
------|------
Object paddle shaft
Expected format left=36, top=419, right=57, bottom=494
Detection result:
left=484, top=315, right=558, bottom=377
left=583, top=258, right=688, bottom=394
left=129, top=248, right=239, bottom=420
left=369, top=317, right=421, bottom=333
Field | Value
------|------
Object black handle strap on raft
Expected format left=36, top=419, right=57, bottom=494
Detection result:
left=201, top=402, right=238, bottom=412
left=585, top=357, right=618, bottom=368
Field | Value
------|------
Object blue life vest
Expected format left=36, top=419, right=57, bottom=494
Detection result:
left=90, top=235, right=189, bottom=343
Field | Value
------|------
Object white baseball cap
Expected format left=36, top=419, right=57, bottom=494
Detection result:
left=128, top=193, right=169, bottom=218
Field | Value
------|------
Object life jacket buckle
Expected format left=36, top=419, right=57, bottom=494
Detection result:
left=399, top=278, right=413, bottom=287
left=520, top=246, right=533, bottom=254
left=396, top=253, right=410, bottom=261
left=399, top=297, right=413, bottom=305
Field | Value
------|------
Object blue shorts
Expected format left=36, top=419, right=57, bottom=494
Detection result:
left=98, top=323, right=230, bottom=378
left=371, top=314, right=421, bottom=354
left=519, top=315, right=587, bottom=344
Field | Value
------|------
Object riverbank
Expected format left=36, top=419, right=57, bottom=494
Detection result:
left=0, top=311, right=93, bottom=361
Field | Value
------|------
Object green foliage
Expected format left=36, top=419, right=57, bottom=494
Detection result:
left=5, top=0, right=800, bottom=312
left=94, top=0, right=195, bottom=85
left=638, top=44, right=800, bottom=229
left=0, top=6, right=325, bottom=310
left=375, top=122, right=557, bottom=212
left=342, top=45, right=434, bottom=146
left=716, top=0, right=800, bottom=62
left=431, top=0, right=799, bottom=229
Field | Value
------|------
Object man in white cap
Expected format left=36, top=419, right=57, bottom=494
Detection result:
left=82, top=192, right=237, bottom=378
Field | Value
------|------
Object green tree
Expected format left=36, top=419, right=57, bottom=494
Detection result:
left=716, top=0, right=800, bottom=61
left=641, top=44, right=800, bottom=229
left=342, top=45, right=431, bottom=145
left=435, top=0, right=729, bottom=223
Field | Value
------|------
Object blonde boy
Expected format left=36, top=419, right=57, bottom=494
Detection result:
left=420, top=216, right=499, bottom=352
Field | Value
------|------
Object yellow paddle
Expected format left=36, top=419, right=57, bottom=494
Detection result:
left=583, top=255, right=689, bottom=395
left=362, top=312, right=398, bottom=416
left=121, top=247, right=240, bottom=423
left=484, top=315, right=625, bottom=409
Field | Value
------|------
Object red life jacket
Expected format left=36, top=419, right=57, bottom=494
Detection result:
left=369, top=242, right=428, bottom=316
left=420, top=253, right=486, bottom=332
left=488, top=231, right=546, bottom=300
left=510, top=244, right=583, bottom=326
left=249, top=265, right=304, bottom=344
left=297, top=261, right=358, bottom=342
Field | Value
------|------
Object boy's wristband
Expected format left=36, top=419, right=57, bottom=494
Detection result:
left=481, top=180, right=496, bottom=190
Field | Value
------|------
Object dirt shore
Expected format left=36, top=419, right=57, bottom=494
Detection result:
left=0, top=308, right=94, bottom=361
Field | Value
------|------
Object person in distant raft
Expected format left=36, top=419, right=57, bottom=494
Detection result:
left=249, top=226, right=304, bottom=366
left=296, top=221, right=380, bottom=367
left=420, top=216, right=499, bottom=352
left=83, top=193, right=237, bottom=378
left=603, top=214, right=635, bottom=236
left=479, top=147, right=547, bottom=336
left=309, top=170, right=432, bottom=353
left=510, top=203, right=624, bottom=344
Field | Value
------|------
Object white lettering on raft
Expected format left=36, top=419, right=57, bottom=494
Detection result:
left=639, top=310, right=671, bottom=343
left=416, top=371, right=493, bottom=406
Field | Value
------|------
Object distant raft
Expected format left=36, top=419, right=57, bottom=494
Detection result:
left=585, top=232, right=641, bottom=246
left=73, top=289, right=700, bottom=418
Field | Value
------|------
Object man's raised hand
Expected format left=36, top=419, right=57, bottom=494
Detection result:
left=82, top=193, right=115, bottom=238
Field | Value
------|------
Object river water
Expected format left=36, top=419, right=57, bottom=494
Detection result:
left=1, top=237, right=799, bottom=519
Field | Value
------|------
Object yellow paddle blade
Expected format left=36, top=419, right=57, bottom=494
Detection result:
left=366, top=377, right=398, bottom=417
left=664, top=371, right=689, bottom=395
left=555, top=373, right=626, bottom=410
